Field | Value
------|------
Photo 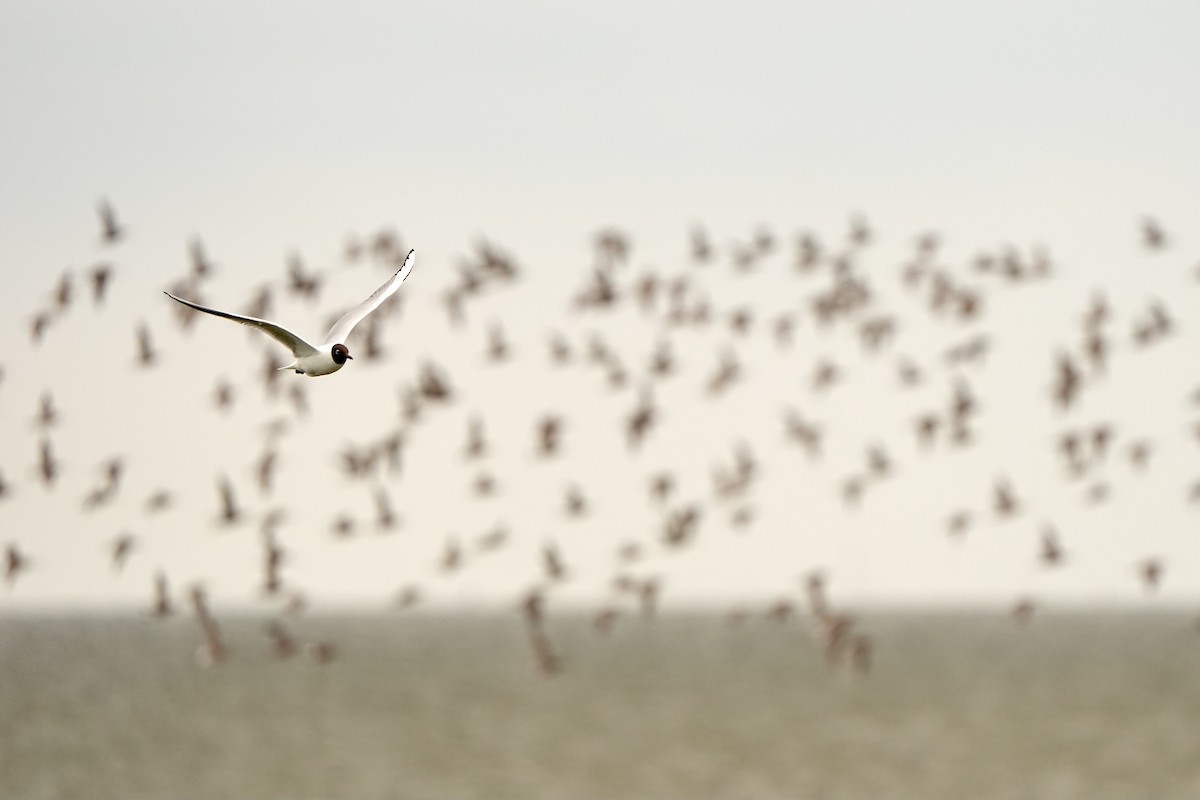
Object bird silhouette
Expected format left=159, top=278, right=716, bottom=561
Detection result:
left=266, top=620, right=298, bottom=659
left=1138, top=559, right=1163, bottom=593
left=135, top=323, right=157, bottom=367
left=109, top=533, right=136, bottom=573
left=4, top=544, right=29, bottom=587
left=189, top=585, right=227, bottom=666
left=188, top=237, right=216, bottom=279
left=216, top=475, right=241, bottom=525
left=1140, top=216, right=1167, bottom=250
left=1039, top=525, right=1065, bottom=567
left=97, top=198, right=124, bottom=244
left=151, top=571, right=173, bottom=617
left=36, top=438, right=59, bottom=488
left=88, top=263, right=113, bottom=306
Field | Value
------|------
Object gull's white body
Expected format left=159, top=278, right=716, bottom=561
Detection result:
left=292, top=348, right=346, bottom=377
left=164, top=249, right=415, bottom=376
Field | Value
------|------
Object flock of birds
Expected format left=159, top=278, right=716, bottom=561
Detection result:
left=2, top=199, right=1198, bottom=676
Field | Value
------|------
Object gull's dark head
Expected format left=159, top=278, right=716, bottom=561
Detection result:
left=331, top=343, right=352, bottom=364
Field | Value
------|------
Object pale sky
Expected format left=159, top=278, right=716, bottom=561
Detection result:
left=1, top=1, right=1199, bottom=612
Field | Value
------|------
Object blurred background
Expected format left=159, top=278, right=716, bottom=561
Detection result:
left=2, top=1, right=1199, bottom=798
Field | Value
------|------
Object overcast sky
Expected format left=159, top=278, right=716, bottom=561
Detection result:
left=2, top=1, right=1199, bottom=612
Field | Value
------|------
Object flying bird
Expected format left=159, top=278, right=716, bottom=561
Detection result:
left=110, top=533, right=136, bottom=573
left=163, top=249, right=415, bottom=376
left=88, top=264, right=113, bottom=306
left=135, top=322, right=157, bottom=367
left=151, top=571, right=173, bottom=617
left=4, top=544, right=29, bottom=587
left=97, top=198, right=125, bottom=244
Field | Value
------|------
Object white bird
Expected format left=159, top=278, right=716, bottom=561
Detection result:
left=164, top=250, right=415, bottom=376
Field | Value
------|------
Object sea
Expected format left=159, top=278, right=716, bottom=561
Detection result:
left=2, top=611, right=1198, bottom=800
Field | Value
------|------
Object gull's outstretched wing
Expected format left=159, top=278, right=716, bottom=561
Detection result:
left=163, top=292, right=319, bottom=357
left=322, top=249, right=415, bottom=346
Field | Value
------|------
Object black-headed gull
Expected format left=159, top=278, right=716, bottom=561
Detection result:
left=164, top=249, right=415, bottom=376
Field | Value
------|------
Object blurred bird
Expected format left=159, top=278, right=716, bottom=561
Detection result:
left=849, top=634, right=872, bottom=675
left=847, top=213, right=872, bottom=247
left=637, top=577, right=662, bottom=618
left=946, top=510, right=972, bottom=537
left=527, top=626, right=562, bottom=676
left=1127, top=440, right=1153, bottom=473
left=463, top=416, right=488, bottom=459
left=266, top=621, right=298, bottom=659
left=485, top=324, right=510, bottom=362
left=896, top=358, right=923, bottom=388
left=1010, top=598, right=1036, bottom=625
left=1138, top=559, right=1163, bottom=593
left=417, top=362, right=453, bottom=403
left=705, top=349, right=741, bottom=396
left=144, top=489, right=173, bottom=514
left=97, top=198, right=124, bottom=244
left=811, top=359, right=841, bottom=392
left=212, top=378, right=235, bottom=412
left=547, top=332, right=572, bottom=366
left=625, top=390, right=658, bottom=450
left=690, top=225, right=712, bottom=264
left=648, top=472, right=675, bottom=505
left=564, top=484, right=588, bottom=518
left=865, top=444, right=892, bottom=479
left=396, top=585, right=422, bottom=610
left=4, top=544, right=29, bottom=587
left=216, top=475, right=241, bottom=525
left=110, top=533, right=136, bottom=573
left=286, top=253, right=321, bottom=300
left=915, top=413, right=941, bottom=449
left=88, top=263, right=113, bottom=306
left=1052, top=353, right=1083, bottom=410
left=30, top=311, right=53, bottom=346
left=135, top=322, right=157, bottom=367
left=663, top=505, right=701, bottom=547
left=993, top=478, right=1020, bottom=519
left=189, top=585, right=226, bottom=666
left=309, top=641, right=338, bottom=664
left=593, top=607, right=619, bottom=634
left=262, top=530, right=286, bottom=596
left=475, top=524, right=509, bottom=552
left=440, top=537, right=463, bottom=573
left=542, top=542, right=568, bottom=582
left=647, top=340, right=675, bottom=378
left=536, top=415, right=563, bottom=457
left=287, top=383, right=310, bottom=418
left=255, top=447, right=278, bottom=495
left=373, top=487, right=398, bottom=531
left=594, top=227, right=631, bottom=269
left=151, top=571, right=173, bottom=617
left=33, top=392, right=58, bottom=430
left=472, top=471, right=497, bottom=497
left=1039, top=525, right=1065, bottom=567
left=37, top=438, right=59, bottom=488
left=1140, top=216, right=1167, bottom=250
left=188, top=237, right=216, bottom=280
left=331, top=514, right=356, bottom=538
left=51, top=270, right=72, bottom=313
left=783, top=409, right=823, bottom=459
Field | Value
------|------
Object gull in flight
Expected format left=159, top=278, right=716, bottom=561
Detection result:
left=164, top=250, right=415, bottom=376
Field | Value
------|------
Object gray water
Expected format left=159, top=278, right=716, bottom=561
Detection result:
left=2, top=612, right=1198, bottom=799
